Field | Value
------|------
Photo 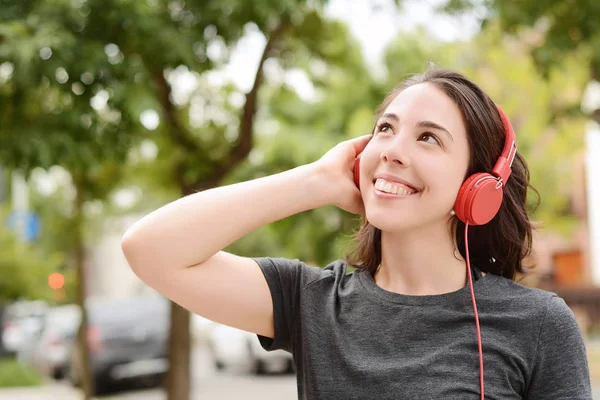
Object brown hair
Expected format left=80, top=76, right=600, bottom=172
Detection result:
left=345, top=67, right=539, bottom=280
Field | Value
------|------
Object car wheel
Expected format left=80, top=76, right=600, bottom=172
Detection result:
left=250, top=358, right=266, bottom=375
left=215, top=359, right=226, bottom=371
left=53, top=366, right=65, bottom=380
left=285, top=359, right=296, bottom=374
left=247, top=340, right=266, bottom=375
left=140, top=373, right=164, bottom=388
left=207, top=341, right=226, bottom=371
left=94, top=375, right=114, bottom=396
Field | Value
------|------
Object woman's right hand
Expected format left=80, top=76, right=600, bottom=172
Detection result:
left=313, top=134, right=372, bottom=215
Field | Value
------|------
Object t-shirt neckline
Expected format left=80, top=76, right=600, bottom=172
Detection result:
left=357, top=265, right=492, bottom=306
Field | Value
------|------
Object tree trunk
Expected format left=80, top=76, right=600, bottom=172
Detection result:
left=162, top=17, right=290, bottom=400
left=74, top=184, right=94, bottom=399
left=166, top=301, right=191, bottom=400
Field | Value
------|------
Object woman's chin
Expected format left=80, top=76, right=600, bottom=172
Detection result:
left=365, top=212, right=412, bottom=233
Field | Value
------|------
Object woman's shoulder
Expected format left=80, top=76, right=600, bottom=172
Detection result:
left=322, top=258, right=354, bottom=274
left=486, top=272, right=554, bottom=298
left=483, top=273, right=577, bottom=323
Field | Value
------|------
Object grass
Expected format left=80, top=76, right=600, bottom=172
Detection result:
left=0, top=358, right=43, bottom=387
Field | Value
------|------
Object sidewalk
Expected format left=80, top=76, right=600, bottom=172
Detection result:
left=0, top=382, right=162, bottom=400
left=589, top=339, right=600, bottom=384
left=0, top=382, right=80, bottom=400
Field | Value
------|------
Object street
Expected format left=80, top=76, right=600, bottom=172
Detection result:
left=0, top=344, right=297, bottom=400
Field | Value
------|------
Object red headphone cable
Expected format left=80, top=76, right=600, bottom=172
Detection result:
left=464, top=222, right=485, bottom=399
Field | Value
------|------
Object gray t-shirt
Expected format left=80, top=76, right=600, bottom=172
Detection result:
left=253, top=257, right=592, bottom=400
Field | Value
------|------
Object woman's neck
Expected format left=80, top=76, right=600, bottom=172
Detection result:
left=374, top=223, right=468, bottom=296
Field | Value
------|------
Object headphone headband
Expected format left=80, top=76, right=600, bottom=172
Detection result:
left=492, top=104, right=517, bottom=185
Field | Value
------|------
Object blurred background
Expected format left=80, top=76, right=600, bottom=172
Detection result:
left=0, top=0, right=600, bottom=399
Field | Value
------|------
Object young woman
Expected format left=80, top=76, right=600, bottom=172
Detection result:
left=121, top=68, right=592, bottom=399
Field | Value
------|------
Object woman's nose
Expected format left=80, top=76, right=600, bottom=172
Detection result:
left=380, top=138, right=410, bottom=166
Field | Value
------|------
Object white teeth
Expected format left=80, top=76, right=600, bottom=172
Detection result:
left=375, top=178, right=417, bottom=195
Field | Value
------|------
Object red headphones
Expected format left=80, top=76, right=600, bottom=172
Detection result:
left=354, top=104, right=517, bottom=226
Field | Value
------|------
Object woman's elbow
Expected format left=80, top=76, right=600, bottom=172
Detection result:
left=121, top=228, right=146, bottom=274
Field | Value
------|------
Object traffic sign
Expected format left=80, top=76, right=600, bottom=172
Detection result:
left=6, top=210, right=40, bottom=242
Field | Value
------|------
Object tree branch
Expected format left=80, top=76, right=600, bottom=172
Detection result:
left=233, top=18, right=290, bottom=164
left=199, top=17, right=291, bottom=189
left=149, top=67, right=202, bottom=154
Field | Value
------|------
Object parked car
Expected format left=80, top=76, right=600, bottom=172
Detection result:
left=68, top=295, right=170, bottom=394
left=31, top=304, right=80, bottom=379
left=2, top=300, right=47, bottom=356
left=206, top=322, right=294, bottom=375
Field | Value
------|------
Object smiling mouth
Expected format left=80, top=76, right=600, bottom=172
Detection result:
left=374, top=178, right=419, bottom=195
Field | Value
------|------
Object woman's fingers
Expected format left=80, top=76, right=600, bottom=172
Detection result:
left=349, top=134, right=373, bottom=157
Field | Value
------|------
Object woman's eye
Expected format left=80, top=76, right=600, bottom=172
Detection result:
left=419, top=133, right=440, bottom=145
left=377, top=122, right=393, bottom=134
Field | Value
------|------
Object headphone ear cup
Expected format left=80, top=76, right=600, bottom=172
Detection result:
left=354, top=155, right=361, bottom=189
left=454, top=172, right=504, bottom=225
left=455, top=173, right=482, bottom=222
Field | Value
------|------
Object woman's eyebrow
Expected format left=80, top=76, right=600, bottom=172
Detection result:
left=380, top=112, right=399, bottom=122
left=416, top=120, right=454, bottom=142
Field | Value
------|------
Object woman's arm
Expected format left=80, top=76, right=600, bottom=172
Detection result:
left=121, top=163, right=326, bottom=275
left=121, top=134, right=371, bottom=337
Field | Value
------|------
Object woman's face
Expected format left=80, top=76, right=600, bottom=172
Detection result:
left=359, top=83, right=471, bottom=233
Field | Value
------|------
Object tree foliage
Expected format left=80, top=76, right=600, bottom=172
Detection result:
left=439, top=0, right=600, bottom=122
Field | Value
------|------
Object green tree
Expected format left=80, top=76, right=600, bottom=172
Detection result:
left=439, top=0, right=600, bottom=123
left=0, top=203, right=66, bottom=356
left=0, top=1, right=136, bottom=396
left=121, top=8, right=377, bottom=398
left=0, top=206, right=64, bottom=303
left=0, top=1, right=387, bottom=399
left=208, top=15, right=384, bottom=266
